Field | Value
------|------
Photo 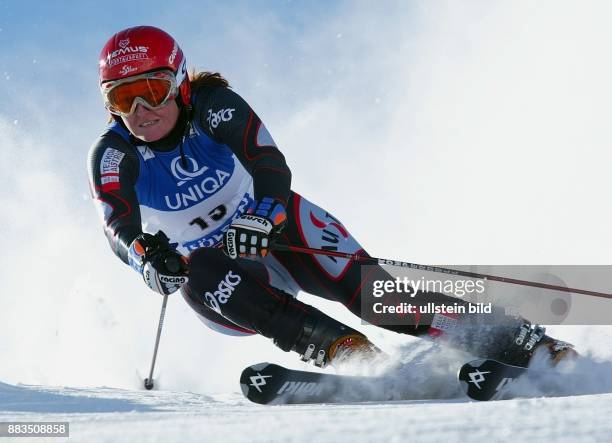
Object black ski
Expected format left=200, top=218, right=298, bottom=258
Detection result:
left=242, top=359, right=536, bottom=404
left=240, top=362, right=405, bottom=405
left=458, top=358, right=529, bottom=401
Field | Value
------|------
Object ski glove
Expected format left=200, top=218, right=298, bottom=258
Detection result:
left=128, top=231, right=189, bottom=295
left=223, top=197, right=287, bottom=259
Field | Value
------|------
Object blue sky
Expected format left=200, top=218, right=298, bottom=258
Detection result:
left=0, top=1, right=338, bottom=119
left=0, top=0, right=416, bottom=184
left=0, top=1, right=339, bottom=186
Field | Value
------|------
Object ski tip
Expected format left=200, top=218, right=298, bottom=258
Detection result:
left=239, top=362, right=274, bottom=405
left=240, top=381, right=250, bottom=398
left=457, top=359, right=484, bottom=395
left=463, top=358, right=487, bottom=369
left=457, top=358, right=529, bottom=402
left=249, top=362, right=272, bottom=372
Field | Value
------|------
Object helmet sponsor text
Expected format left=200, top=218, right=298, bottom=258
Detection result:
left=119, top=65, right=137, bottom=76
left=106, top=38, right=149, bottom=67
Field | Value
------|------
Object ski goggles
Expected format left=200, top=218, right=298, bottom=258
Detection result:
left=101, top=70, right=178, bottom=116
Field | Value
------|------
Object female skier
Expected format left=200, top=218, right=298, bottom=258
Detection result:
left=89, top=26, right=575, bottom=369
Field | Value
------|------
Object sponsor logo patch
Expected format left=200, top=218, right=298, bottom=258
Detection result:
left=160, top=275, right=188, bottom=285
left=204, top=270, right=242, bottom=314
left=298, top=198, right=360, bottom=280
left=206, top=108, right=235, bottom=131
left=100, top=147, right=125, bottom=192
left=234, top=215, right=272, bottom=233
left=428, top=313, right=458, bottom=338
left=170, top=155, right=208, bottom=186
left=225, top=229, right=237, bottom=258
left=165, top=156, right=231, bottom=209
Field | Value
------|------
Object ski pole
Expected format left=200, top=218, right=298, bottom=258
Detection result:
left=271, top=243, right=612, bottom=300
left=144, top=293, right=169, bottom=390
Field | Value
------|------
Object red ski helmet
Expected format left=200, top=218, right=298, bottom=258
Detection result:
left=98, top=26, right=190, bottom=108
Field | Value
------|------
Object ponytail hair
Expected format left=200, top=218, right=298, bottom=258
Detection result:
left=189, top=71, right=230, bottom=89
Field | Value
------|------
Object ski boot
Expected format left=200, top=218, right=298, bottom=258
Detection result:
left=500, top=322, right=578, bottom=367
left=327, top=333, right=383, bottom=367
left=292, top=314, right=384, bottom=368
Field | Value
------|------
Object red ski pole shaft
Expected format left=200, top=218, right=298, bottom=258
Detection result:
left=271, top=243, right=612, bottom=300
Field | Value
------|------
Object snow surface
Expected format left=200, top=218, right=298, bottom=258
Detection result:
left=3, top=372, right=612, bottom=443
left=4, top=336, right=612, bottom=443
